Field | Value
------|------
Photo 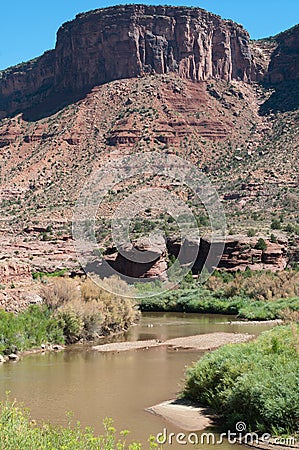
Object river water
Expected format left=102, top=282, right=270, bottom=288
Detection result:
left=0, top=313, right=274, bottom=449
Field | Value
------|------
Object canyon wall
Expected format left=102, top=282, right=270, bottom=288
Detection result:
left=266, top=25, right=299, bottom=83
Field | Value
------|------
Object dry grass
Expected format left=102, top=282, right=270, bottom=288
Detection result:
left=207, top=270, right=299, bottom=301
left=281, top=307, right=299, bottom=325
left=40, top=278, right=80, bottom=308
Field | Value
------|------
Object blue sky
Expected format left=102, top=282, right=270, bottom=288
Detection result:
left=0, top=1, right=298, bottom=70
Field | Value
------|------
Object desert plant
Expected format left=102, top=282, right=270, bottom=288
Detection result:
left=270, top=233, right=277, bottom=243
left=255, top=238, right=267, bottom=251
left=40, top=276, right=139, bottom=342
left=40, top=278, right=80, bottom=309
left=271, top=219, right=282, bottom=230
left=247, top=228, right=256, bottom=237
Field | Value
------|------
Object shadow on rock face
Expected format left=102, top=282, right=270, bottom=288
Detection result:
left=259, top=81, right=299, bottom=115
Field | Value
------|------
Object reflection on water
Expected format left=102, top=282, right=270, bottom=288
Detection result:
left=0, top=313, right=275, bottom=449
left=128, top=312, right=274, bottom=341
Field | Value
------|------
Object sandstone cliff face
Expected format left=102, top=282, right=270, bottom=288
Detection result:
left=0, top=51, right=55, bottom=119
left=0, top=4, right=257, bottom=118
left=101, top=236, right=288, bottom=281
left=103, top=237, right=168, bottom=280
left=267, top=25, right=299, bottom=83
left=168, top=236, right=288, bottom=274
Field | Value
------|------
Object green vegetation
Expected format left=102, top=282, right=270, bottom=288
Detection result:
left=0, top=277, right=139, bottom=354
left=247, top=228, right=256, bottom=237
left=183, top=325, right=299, bottom=435
left=140, top=270, right=299, bottom=320
left=32, top=269, right=68, bottom=280
left=271, top=218, right=282, bottom=230
left=0, top=306, right=64, bottom=355
left=0, top=398, right=159, bottom=449
left=255, top=237, right=267, bottom=251
left=140, top=288, right=299, bottom=320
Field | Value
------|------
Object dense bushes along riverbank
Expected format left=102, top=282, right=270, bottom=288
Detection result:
left=0, top=398, right=159, bottom=449
left=140, top=269, right=299, bottom=321
left=0, top=276, right=139, bottom=355
left=183, top=324, right=299, bottom=435
left=1, top=269, right=299, bottom=355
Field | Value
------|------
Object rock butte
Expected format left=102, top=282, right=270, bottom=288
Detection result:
left=1, top=6, right=298, bottom=119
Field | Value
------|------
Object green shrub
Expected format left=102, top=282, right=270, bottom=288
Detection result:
left=140, top=284, right=299, bottom=321
left=32, top=269, right=67, bottom=280
left=247, top=228, right=256, bottom=237
left=270, top=233, right=277, bottom=243
left=271, top=219, right=282, bottom=230
left=255, top=238, right=267, bottom=251
left=183, top=325, right=299, bottom=434
left=0, top=306, right=64, bottom=355
left=57, top=306, right=84, bottom=344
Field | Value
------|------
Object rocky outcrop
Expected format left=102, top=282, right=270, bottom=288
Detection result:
left=100, top=235, right=288, bottom=281
left=167, top=235, right=288, bottom=274
left=0, top=4, right=259, bottom=119
left=0, top=51, right=56, bottom=119
left=0, top=259, right=32, bottom=284
left=107, top=237, right=168, bottom=280
left=267, top=25, right=299, bottom=83
left=194, top=236, right=288, bottom=273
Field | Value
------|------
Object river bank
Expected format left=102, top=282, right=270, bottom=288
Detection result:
left=183, top=324, right=299, bottom=436
left=2, top=271, right=293, bottom=361
left=1, top=310, right=281, bottom=364
left=2, top=321, right=263, bottom=363
left=140, top=269, right=299, bottom=321
left=146, top=323, right=299, bottom=450
left=140, top=288, right=299, bottom=321
left=0, top=276, right=140, bottom=358
left=146, top=399, right=216, bottom=431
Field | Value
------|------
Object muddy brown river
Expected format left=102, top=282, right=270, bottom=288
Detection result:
left=0, top=313, right=275, bottom=449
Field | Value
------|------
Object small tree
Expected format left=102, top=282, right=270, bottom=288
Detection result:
left=271, top=219, right=281, bottom=230
left=247, top=228, right=256, bottom=237
left=255, top=238, right=267, bottom=251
